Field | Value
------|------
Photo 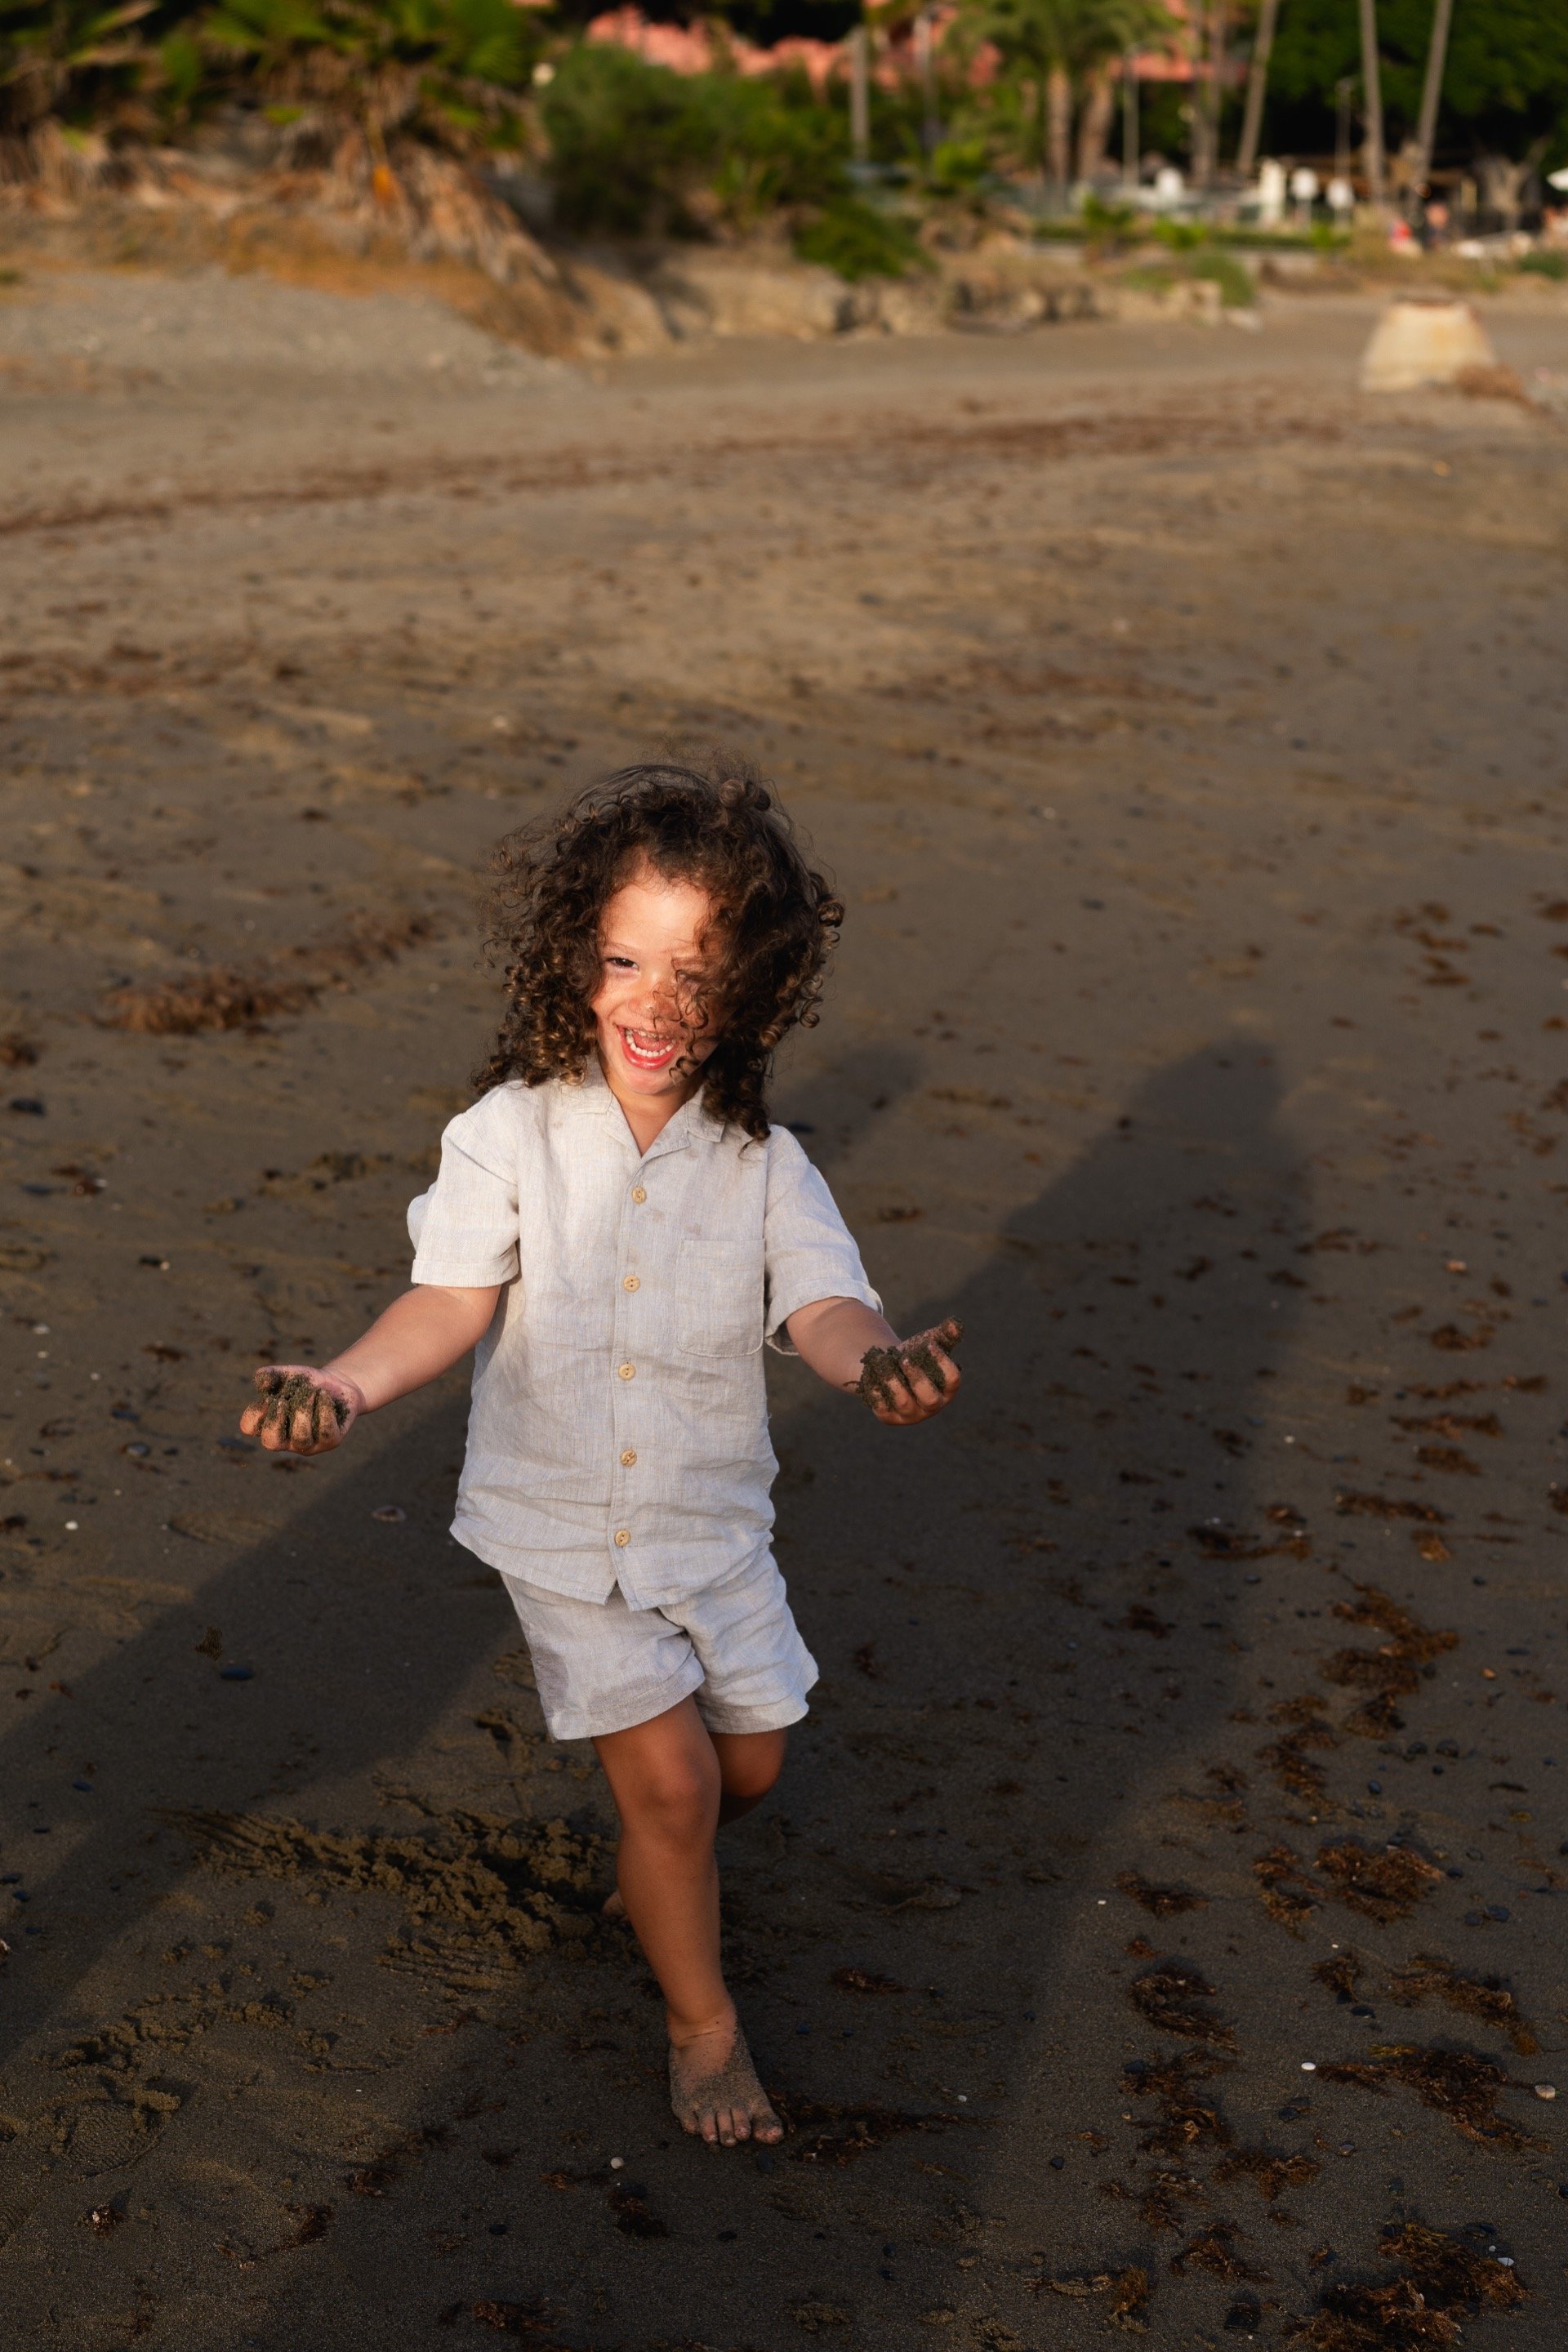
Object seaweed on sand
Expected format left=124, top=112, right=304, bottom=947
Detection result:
left=1127, top=1962, right=1236, bottom=2047
left=1286, top=2221, right=1525, bottom=2349
left=1384, top=1956, right=1538, bottom=2056
left=1033, top=2267, right=1149, bottom=2329
left=782, top=2099, right=969, bottom=2167
left=1313, top=1951, right=1365, bottom=2002
left=1116, top=1873, right=1209, bottom=1917
left=1315, top=1842, right=1443, bottom=1925
left=1212, top=2148, right=1322, bottom=2200
left=1254, top=1844, right=1320, bottom=1932
left=1122, top=2049, right=1234, bottom=2155
left=1316, top=2045, right=1545, bottom=2149
left=1169, top=2219, right=1270, bottom=2281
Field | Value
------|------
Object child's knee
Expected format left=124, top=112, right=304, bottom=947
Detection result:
left=626, top=1753, right=719, bottom=1843
left=717, top=1731, right=786, bottom=1805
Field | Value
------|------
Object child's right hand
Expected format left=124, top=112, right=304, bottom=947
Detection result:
left=241, top=1365, right=365, bottom=1455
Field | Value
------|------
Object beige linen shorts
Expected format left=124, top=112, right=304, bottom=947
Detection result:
left=498, top=1553, right=818, bottom=1744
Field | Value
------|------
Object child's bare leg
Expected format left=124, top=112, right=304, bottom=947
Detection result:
left=712, top=1726, right=788, bottom=1826
left=593, top=1699, right=783, bottom=2147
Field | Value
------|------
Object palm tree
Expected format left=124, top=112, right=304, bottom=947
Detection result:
left=1356, top=0, right=1383, bottom=204
left=970, top=0, right=1173, bottom=194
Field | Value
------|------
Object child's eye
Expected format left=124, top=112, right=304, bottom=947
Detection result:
left=605, top=956, right=636, bottom=971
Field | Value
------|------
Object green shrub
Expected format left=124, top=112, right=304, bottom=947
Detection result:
left=792, top=193, right=926, bottom=278
left=1189, top=247, right=1255, bottom=305
left=541, top=46, right=850, bottom=237
left=696, top=64, right=846, bottom=229
left=1152, top=216, right=1208, bottom=252
left=540, top=44, right=709, bottom=234
left=1520, top=247, right=1568, bottom=279
left=925, top=132, right=991, bottom=197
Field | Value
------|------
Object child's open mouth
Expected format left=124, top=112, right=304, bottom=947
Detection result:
left=618, top=1026, right=682, bottom=1074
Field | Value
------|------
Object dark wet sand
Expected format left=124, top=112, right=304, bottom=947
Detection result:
left=1, top=272, right=1566, bottom=2349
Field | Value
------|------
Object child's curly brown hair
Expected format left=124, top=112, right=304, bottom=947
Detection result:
left=474, top=758, right=843, bottom=1141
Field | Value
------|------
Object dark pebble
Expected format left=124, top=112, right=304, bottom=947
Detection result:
left=1049, top=2154, right=1065, bottom=2170
left=70, top=1780, right=92, bottom=1793
left=1488, top=1904, right=1510, bottom=1922
left=219, top=1665, right=255, bottom=1682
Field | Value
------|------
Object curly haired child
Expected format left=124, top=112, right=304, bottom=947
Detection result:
left=240, top=760, right=962, bottom=2149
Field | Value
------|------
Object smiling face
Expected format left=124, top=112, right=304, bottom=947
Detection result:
left=590, top=863, right=725, bottom=1130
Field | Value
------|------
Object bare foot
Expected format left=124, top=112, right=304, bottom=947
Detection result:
left=669, top=2019, right=782, bottom=2148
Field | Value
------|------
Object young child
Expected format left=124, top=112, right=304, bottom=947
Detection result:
left=240, top=761, right=962, bottom=2149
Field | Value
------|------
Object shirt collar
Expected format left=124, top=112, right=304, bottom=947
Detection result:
left=561, top=1055, right=726, bottom=1152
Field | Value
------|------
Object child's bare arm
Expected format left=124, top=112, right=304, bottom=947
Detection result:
left=784, top=1299, right=962, bottom=1428
left=239, top=1283, right=501, bottom=1455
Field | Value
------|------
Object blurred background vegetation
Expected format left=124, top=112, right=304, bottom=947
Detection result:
left=2, top=0, right=1565, bottom=275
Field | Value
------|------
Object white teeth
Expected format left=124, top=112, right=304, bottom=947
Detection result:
left=622, top=1028, right=676, bottom=1067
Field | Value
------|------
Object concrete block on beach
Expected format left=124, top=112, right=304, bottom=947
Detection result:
left=1361, top=296, right=1498, bottom=391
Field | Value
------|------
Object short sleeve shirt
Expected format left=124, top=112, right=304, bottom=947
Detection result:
left=408, top=1062, right=881, bottom=1607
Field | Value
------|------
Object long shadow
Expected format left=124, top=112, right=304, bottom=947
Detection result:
left=753, top=1043, right=1307, bottom=2308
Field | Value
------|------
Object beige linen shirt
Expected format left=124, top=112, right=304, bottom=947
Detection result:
left=408, top=1062, right=880, bottom=1607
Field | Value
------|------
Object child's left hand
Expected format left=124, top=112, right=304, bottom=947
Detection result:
left=854, top=1317, right=963, bottom=1426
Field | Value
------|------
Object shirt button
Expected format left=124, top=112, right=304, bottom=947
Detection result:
left=613, top=1528, right=630, bottom=1547
left=631, top=1185, right=647, bottom=1204
left=617, top=1362, right=635, bottom=1381
left=622, top=1275, right=640, bottom=1292
left=620, top=1448, right=637, bottom=1467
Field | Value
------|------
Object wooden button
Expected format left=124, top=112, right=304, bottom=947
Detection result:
left=620, top=1448, right=637, bottom=1467
left=617, top=1362, right=635, bottom=1381
left=623, top=1275, right=640, bottom=1292
left=631, top=1185, right=647, bottom=1203
left=613, top=1528, right=630, bottom=1548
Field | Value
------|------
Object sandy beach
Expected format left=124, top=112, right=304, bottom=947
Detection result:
left=2, top=265, right=1566, bottom=2348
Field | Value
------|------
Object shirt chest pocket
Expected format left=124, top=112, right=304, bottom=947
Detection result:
left=675, top=1240, right=764, bottom=1358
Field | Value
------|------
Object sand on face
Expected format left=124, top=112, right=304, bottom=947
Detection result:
left=0, top=261, right=1564, bottom=2347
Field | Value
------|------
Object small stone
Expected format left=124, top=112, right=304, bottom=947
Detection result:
left=219, top=1664, right=254, bottom=1682
left=610, top=2156, right=625, bottom=2168
left=371, top=1504, right=406, bottom=1524
left=1535, top=2082, right=1557, bottom=2100
left=1300, top=2061, right=1316, bottom=2072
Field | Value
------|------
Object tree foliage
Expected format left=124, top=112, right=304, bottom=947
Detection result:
left=1267, top=0, right=1568, bottom=163
left=202, top=0, right=541, bottom=150
left=541, top=42, right=848, bottom=233
left=949, top=0, right=1174, bottom=179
